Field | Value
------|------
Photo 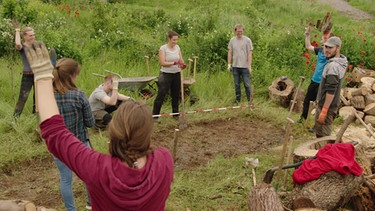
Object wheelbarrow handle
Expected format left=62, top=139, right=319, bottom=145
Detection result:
left=104, top=70, right=122, bottom=79
left=92, top=73, right=105, bottom=78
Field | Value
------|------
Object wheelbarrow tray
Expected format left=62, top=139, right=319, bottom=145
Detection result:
left=183, top=78, right=196, bottom=88
left=118, top=76, right=157, bottom=91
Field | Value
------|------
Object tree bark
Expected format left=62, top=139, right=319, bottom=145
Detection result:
left=248, top=183, right=284, bottom=211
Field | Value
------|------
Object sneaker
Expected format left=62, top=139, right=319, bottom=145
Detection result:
left=86, top=203, right=92, bottom=210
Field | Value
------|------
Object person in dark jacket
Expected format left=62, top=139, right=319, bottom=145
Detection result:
left=315, top=36, right=348, bottom=137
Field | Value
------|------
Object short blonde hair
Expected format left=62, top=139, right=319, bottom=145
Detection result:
left=21, top=27, right=34, bottom=36
left=234, top=24, right=244, bottom=31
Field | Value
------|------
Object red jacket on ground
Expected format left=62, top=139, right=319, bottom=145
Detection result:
left=40, top=115, right=174, bottom=211
left=292, top=143, right=362, bottom=185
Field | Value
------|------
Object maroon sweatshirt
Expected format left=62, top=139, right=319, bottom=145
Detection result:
left=40, top=115, right=174, bottom=211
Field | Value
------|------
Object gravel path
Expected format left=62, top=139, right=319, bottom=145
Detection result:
left=317, top=0, right=374, bottom=20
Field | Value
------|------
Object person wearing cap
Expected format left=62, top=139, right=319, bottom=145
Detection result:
left=314, top=36, right=348, bottom=138
left=227, top=24, right=253, bottom=104
left=297, top=27, right=334, bottom=125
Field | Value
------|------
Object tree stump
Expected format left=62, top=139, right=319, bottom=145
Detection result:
left=291, top=172, right=364, bottom=210
left=268, top=77, right=295, bottom=108
left=290, top=87, right=305, bottom=113
left=248, top=183, right=284, bottom=211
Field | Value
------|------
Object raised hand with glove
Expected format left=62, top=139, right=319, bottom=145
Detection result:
left=112, top=77, right=119, bottom=90
left=180, top=62, right=186, bottom=69
left=26, top=42, right=54, bottom=81
left=304, top=22, right=314, bottom=36
left=318, top=107, right=329, bottom=124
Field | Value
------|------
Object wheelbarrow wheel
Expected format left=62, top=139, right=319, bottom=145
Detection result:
left=139, top=89, right=154, bottom=99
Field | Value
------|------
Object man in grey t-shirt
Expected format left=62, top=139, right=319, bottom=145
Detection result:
left=89, top=75, right=131, bottom=130
left=227, top=24, right=253, bottom=104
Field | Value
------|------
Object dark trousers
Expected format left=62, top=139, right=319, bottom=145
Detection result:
left=301, top=80, right=320, bottom=119
left=153, top=72, right=181, bottom=116
left=14, top=74, right=35, bottom=118
left=93, top=100, right=123, bottom=129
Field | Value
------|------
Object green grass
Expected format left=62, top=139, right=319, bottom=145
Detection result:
left=348, top=0, right=375, bottom=16
left=0, top=0, right=374, bottom=209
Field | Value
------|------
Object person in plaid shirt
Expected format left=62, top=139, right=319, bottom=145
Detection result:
left=53, top=58, right=95, bottom=210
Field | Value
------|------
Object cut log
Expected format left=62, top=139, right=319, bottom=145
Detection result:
left=343, top=87, right=358, bottom=100
left=340, top=93, right=351, bottom=106
left=364, top=115, right=375, bottom=127
left=364, top=103, right=375, bottom=115
left=352, top=87, right=372, bottom=97
left=351, top=67, right=375, bottom=83
left=365, top=93, right=375, bottom=106
left=339, top=106, right=355, bottom=119
left=247, top=183, right=284, bottom=211
left=268, top=77, right=295, bottom=108
left=351, top=95, right=366, bottom=110
left=292, top=172, right=364, bottom=210
left=360, top=76, right=375, bottom=86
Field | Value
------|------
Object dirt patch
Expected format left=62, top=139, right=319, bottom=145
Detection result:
left=153, top=116, right=285, bottom=169
left=0, top=116, right=284, bottom=209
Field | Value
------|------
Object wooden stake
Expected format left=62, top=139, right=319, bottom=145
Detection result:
left=173, top=129, right=179, bottom=162
left=179, top=69, right=187, bottom=129
left=282, top=135, right=294, bottom=189
left=303, top=101, right=315, bottom=130
left=188, top=58, right=193, bottom=79
left=192, top=56, right=198, bottom=80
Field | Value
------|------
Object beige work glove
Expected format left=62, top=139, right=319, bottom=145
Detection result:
left=112, top=77, right=119, bottom=90
left=26, top=42, right=54, bottom=81
left=304, top=23, right=314, bottom=36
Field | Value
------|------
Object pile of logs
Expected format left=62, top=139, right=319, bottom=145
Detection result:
left=340, top=68, right=375, bottom=128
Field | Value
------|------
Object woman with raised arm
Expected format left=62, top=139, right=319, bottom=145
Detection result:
left=28, top=43, right=174, bottom=211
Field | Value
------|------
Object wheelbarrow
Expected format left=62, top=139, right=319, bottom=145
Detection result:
left=182, top=56, right=197, bottom=92
left=92, top=69, right=157, bottom=99
left=182, top=56, right=199, bottom=105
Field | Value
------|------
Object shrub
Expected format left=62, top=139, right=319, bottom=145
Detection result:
left=2, top=0, right=37, bottom=24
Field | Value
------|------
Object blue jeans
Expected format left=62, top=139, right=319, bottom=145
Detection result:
left=232, top=67, right=251, bottom=102
left=53, top=141, right=91, bottom=211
